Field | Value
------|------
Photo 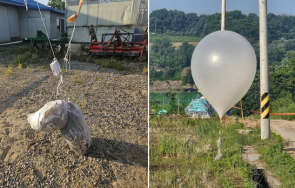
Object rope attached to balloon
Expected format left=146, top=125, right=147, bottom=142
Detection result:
left=33, top=0, right=84, bottom=101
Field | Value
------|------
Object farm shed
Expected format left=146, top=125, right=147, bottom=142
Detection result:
left=0, top=0, right=64, bottom=43
left=65, top=0, right=148, bottom=43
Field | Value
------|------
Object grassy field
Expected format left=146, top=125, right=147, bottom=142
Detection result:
left=149, top=34, right=200, bottom=43
left=149, top=92, right=200, bottom=106
left=149, top=116, right=295, bottom=188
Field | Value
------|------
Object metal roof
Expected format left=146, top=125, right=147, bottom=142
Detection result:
left=0, top=0, right=64, bottom=14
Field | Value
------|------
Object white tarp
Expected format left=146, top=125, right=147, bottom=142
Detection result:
left=67, top=0, right=141, bottom=27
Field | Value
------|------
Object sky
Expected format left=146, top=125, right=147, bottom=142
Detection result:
left=149, top=0, right=295, bottom=16
left=37, top=0, right=295, bottom=16
left=37, top=0, right=48, bottom=5
left=38, top=0, right=49, bottom=6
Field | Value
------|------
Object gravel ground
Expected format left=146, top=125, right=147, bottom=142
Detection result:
left=0, top=44, right=148, bottom=187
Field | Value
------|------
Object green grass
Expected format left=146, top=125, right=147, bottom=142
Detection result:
left=149, top=34, right=200, bottom=43
left=149, top=116, right=295, bottom=187
left=257, top=135, right=295, bottom=187
left=95, top=58, right=124, bottom=70
left=149, top=92, right=201, bottom=105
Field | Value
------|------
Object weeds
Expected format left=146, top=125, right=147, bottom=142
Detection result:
left=150, top=116, right=295, bottom=187
left=12, top=52, right=40, bottom=67
left=142, top=67, right=148, bottom=74
left=17, top=64, right=22, bottom=70
left=1, top=65, right=14, bottom=77
left=95, top=58, right=124, bottom=70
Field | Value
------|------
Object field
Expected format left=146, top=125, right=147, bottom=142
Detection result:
left=149, top=116, right=295, bottom=188
left=150, top=92, right=200, bottom=106
left=0, top=44, right=148, bottom=187
left=149, top=34, right=200, bottom=43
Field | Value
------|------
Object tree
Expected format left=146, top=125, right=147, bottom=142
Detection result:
left=48, top=0, right=65, bottom=10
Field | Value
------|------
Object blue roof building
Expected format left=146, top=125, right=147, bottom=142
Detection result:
left=0, top=0, right=64, bottom=42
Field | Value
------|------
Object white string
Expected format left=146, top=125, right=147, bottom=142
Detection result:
left=24, top=0, right=28, bottom=11
left=64, top=24, right=76, bottom=71
left=56, top=74, right=63, bottom=99
left=36, top=0, right=56, bottom=59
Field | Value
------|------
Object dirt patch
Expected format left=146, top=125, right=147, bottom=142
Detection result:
left=0, top=45, right=148, bottom=187
left=149, top=42, right=198, bottom=50
left=149, top=80, right=195, bottom=91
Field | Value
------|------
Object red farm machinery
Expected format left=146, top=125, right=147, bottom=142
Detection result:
left=89, top=29, right=147, bottom=61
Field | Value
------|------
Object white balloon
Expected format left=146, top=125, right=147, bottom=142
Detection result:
left=191, top=30, right=257, bottom=119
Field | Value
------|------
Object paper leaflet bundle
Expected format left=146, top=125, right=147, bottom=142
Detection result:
left=50, top=60, right=61, bottom=76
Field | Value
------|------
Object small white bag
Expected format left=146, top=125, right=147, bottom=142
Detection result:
left=27, top=100, right=68, bottom=132
left=60, top=102, right=92, bottom=155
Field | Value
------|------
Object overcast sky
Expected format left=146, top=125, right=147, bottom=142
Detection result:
left=149, top=0, right=295, bottom=15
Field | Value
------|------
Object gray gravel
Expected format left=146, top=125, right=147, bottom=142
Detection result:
left=0, top=44, right=148, bottom=187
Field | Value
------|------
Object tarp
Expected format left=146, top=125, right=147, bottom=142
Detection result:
left=157, top=109, right=168, bottom=115
left=67, top=0, right=142, bottom=27
left=0, top=0, right=64, bottom=14
left=185, top=97, right=214, bottom=119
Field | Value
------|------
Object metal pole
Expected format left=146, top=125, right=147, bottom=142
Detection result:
left=221, top=0, right=226, bottom=30
left=155, top=20, right=157, bottom=34
left=259, top=0, right=270, bottom=140
left=65, top=0, right=67, bottom=33
left=178, top=99, right=179, bottom=114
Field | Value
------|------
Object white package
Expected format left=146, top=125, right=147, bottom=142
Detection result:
left=60, top=102, right=92, bottom=155
left=50, top=59, right=61, bottom=76
left=27, top=100, right=68, bottom=132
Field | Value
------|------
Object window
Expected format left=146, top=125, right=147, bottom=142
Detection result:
left=56, top=18, right=64, bottom=34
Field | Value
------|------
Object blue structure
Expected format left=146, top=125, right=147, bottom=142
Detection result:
left=185, top=97, right=214, bottom=118
left=0, top=0, right=64, bottom=42
left=0, top=0, right=64, bottom=13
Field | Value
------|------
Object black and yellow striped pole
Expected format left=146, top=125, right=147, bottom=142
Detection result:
left=261, top=93, right=270, bottom=119
left=259, top=0, right=270, bottom=139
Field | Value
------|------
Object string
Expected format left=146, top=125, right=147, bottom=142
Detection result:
left=36, top=0, right=56, bottom=60
left=215, top=118, right=223, bottom=160
left=64, top=24, right=76, bottom=71
left=24, top=0, right=28, bottom=11
left=56, top=75, right=63, bottom=99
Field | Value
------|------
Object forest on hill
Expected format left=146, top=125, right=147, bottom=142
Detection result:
left=149, top=9, right=295, bottom=117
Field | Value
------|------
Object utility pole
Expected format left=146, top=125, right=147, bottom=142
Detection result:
left=221, top=0, right=226, bottom=30
left=259, top=0, right=270, bottom=140
left=178, top=99, right=179, bottom=114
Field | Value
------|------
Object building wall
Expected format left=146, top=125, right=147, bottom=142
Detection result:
left=0, top=5, right=21, bottom=42
left=67, top=26, right=137, bottom=43
left=65, top=0, right=148, bottom=43
left=19, top=9, right=51, bottom=38
left=0, top=6, right=11, bottom=42
left=7, top=6, right=21, bottom=41
left=18, top=9, right=64, bottom=38
left=50, top=11, right=65, bottom=38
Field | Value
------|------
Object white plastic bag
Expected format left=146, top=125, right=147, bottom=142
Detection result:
left=60, top=102, right=92, bottom=155
left=27, top=100, right=68, bottom=132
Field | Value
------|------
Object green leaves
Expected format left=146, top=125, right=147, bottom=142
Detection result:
left=48, top=0, right=65, bottom=11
